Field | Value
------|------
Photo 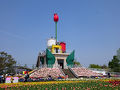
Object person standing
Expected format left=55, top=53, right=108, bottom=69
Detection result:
left=0, top=75, right=2, bottom=83
left=11, top=76, right=14, bottom=83
left=2, top=74, right=6, bottom=83
left=24, top=72, right=29, bottom=82
left=108, top=72, right=111, bottom=78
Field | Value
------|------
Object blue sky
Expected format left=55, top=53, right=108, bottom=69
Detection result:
left=0, top=0, right=120, bottom=67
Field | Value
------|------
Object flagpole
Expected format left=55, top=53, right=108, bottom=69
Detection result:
left=56, top=22, right=57, bottom=43
left=54, top=13, right=59, bottom=44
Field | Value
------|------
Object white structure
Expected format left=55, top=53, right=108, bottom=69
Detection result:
left=36, top=52, right=70, bottom=69
left=53, top=53, right=69, bottom=69
left=47, top=38, right=56, bottom=49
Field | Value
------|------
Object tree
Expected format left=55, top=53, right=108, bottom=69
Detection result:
left=101, top=64, right=108, bottom=69
left=24, top=64, right=28, bottom=68
left=117, top=48, right=120, bottom=60
left=89, top=64, right=101, bottom=69
left=32, top=64, right=35, bottom=69
left=73, top=61, right=81, bottom=66
left=0, top=51, right=16, bottom=74
left=89, top=64, right=108, bottom=69
left=108, top=56, right=120, bottom=72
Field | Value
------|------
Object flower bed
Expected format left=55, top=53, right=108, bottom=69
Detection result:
left=0, top=79, right=120, bottom=90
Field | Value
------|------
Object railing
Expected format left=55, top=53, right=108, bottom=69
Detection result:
left=58, top=65, right=65, bottom=76
left=68, top=67, right=78, bottom=78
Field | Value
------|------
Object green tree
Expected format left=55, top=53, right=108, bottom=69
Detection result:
left=32, top=64, right=35, bottom=69
left=101, top=64, right=108, bottom=69
left=117, top=48, right=120, bottom=60
left=89, top=64, right=101, bottom=69
left=24, top=64, right=28, bottom=68
left=89, top=64, right=108, bottom=69
left=73, top=61, right=81, bottom=66
left=0, top=51, right=16, bottom=74
left=108, top=56, right=120, bottom=72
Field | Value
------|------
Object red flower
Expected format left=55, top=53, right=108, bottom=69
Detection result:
left=104, top=85, right=108, bottom=87
left=54, top=13, right=59, bottom=22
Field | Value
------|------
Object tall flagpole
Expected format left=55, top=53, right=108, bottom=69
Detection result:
left=55, top=22, right=57, bottom=42
left=54, top=13, right=59, bottom=44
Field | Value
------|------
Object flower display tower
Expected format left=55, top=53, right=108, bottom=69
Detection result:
left=36, top=14, right=75, bottom=69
